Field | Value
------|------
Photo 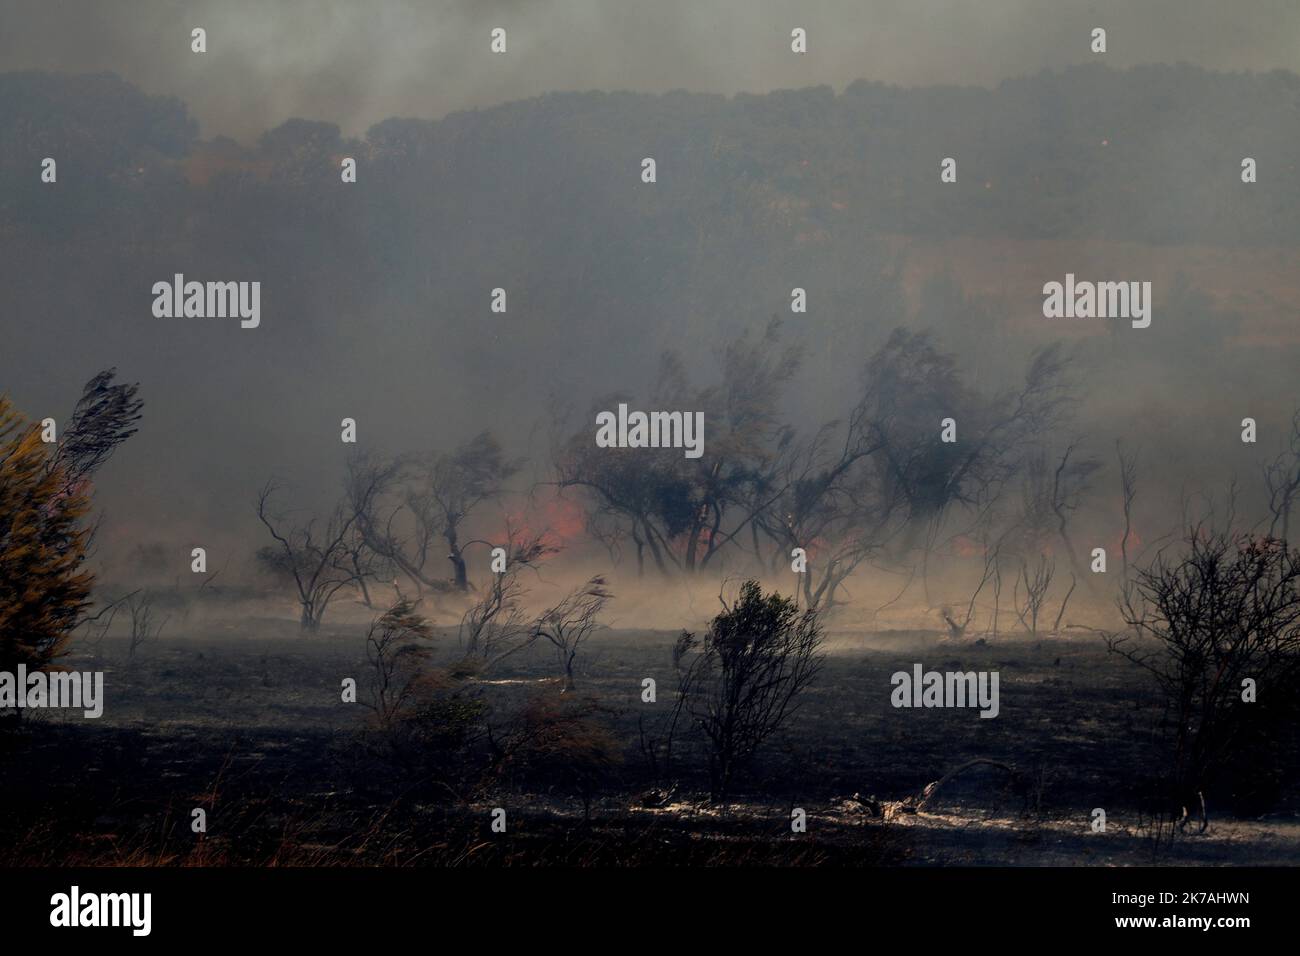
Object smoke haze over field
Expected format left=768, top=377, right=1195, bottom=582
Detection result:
left=2, top=1, right=1300, bottom=613
left=2, top=0, right=1300, bottom=140
left=13, top=3, right=1300, bottom=892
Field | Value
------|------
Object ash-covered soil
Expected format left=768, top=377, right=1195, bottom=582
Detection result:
left=3, top=618, right=1297, bottom=866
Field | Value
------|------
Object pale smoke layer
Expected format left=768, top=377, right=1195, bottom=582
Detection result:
left=1, top=0, right=1299, bottom=140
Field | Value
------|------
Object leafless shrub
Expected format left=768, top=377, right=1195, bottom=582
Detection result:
left=942, top=531, right=1001, bottom=640
left=1105, top=529, right=1300, bottom=829
left=124, top=590, right=167, bottom=660
left=1264, top=407, right=1300, bottom=546
left=1051, top=572, right=1077, bottom=636
left=1014, top=555, right=1054, bottom=637
left=532, top=575, right=613, bottom=692
left=1117, top=440, right=1138, bottom=585
left=456, top=528, right=558, bottom=673
left=352, top=434, right=521, bottom=594
left=77, top=590, right=137, bottom=658
left=256, top=480, right=367, bottom=631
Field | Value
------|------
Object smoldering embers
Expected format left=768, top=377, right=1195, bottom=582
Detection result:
left=595, top=403, right=704, bottom=458
left=890, top=664, right=999, bottom=718
left=0, top=665, right=103, bottom=718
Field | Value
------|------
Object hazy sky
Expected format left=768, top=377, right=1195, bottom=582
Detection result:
left=3, top=0, right=1299, bottom=141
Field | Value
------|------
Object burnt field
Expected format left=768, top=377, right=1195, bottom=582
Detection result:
left=4, top=622, right=1298, bottom=867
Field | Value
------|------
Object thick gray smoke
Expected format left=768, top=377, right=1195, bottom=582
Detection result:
left=2, top=0, right=1299, bottom=621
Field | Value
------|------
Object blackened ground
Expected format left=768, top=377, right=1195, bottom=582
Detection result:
left=1, top=623, right=1297, bottom=866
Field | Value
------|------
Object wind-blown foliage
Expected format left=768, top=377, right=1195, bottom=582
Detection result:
left=1, top=371, right=141, bottom=693
left=675, top=580, right=824, bottom=802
